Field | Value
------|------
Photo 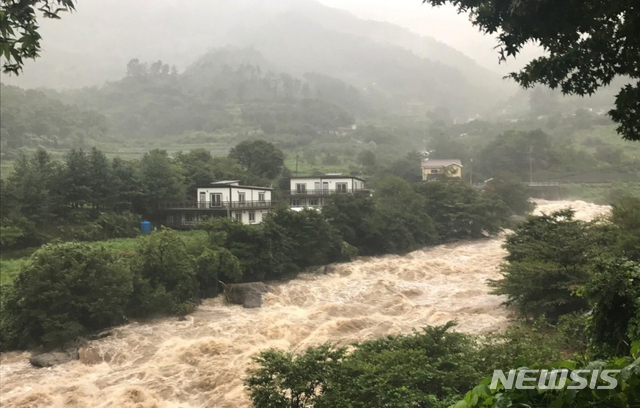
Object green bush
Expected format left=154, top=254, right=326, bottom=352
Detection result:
left=490, top=210, right=595, bottom=319
left=452, top=344, right=640, bottom=408
left=196, top=247, right=242, bottom=298
left=581, top=258, right=640, bottom=356
left=128, top=228, right=198, bottom=316
left=0, top=242, right=132, bottom=350
left=610, top=195, right=640, bottom=261
left=93, top=211, right=140, bottom=239
left=416, top=182, right=510, bottom=241
left=487, top=181, right=535, bottom=216
left=264, top=207, right=343, bottom=268
left=246, top=323, right=547, bottom=408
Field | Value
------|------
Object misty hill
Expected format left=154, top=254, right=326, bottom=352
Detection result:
left=2, top=0, right=513, bottom=120
left=43, top=49, right=359, bottom=139
left=0, top=84, right=109, bottom=157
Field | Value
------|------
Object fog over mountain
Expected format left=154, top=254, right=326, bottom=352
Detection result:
left=1, top=0, right=520, bottom=119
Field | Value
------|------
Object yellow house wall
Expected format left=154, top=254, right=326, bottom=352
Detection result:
left=422, top=165, right=463, bottom=180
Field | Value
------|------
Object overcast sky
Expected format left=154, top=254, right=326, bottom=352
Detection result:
left=318, top=0, right=541, bottom=74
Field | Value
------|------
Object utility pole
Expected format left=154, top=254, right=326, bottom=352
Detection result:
left=469, top=158, right=473, bottom=185
left=529, top=145, right=533, bottom=184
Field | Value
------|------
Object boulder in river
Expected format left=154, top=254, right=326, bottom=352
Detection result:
left=29, top=350, right=79, bottom=368
left=224, top=282, right=271, bottom=308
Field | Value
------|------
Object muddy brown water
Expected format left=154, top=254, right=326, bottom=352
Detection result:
left=0, top=200, right=609, bottom=408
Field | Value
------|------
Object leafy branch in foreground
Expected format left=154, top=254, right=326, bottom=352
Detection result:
left=0, top=0, right=76, bottom=74
left=422, top=0, right=640, bottom=141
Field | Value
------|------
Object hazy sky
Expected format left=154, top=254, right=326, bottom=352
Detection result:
left=318, top=0, right=542, bottom=74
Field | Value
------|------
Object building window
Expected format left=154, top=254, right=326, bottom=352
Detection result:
left=249, top=211, right=256, bottom=222
left=295, top=183, right=306, bottom=194
left=210, top=193, right=222, bottom=207
left=336, top=182, right=348, bottom=193
left=430, top=169, right=439, bottom=174
left=234, top=212, right=242, bottom=222
left=309, top=198, right=319, bottom=206
left=167, top=215, right=174, bottom=224
left=238, top=192, right=246, bottom=203
left=185, top=213, right=194, bottom=223
left=292, top=199, right=301, bottom=206
left=199, top=192, right=206, bottom=208
left=258, top=192, right=265, bottom=203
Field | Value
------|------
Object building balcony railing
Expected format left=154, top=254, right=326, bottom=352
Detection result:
left=159, top=200, right=276, bottom=210
left=283, top=188, right=370, bottom=196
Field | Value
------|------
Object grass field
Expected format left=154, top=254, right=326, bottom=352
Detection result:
left=0, top=230, right=209, bottom=286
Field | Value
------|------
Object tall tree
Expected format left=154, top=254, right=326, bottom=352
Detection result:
left=61, top=149, right=91, bottom=208
left=422, top=0, right=640, bottom=141
left=1, top=0, right=76, bottom=74
left=228, top=140, right=285, bottom=179
left=87, top=147, right=114, bottom=210
left=6, top=149, right=60, bottom=222
left=138, top=149, right=185, bottom=209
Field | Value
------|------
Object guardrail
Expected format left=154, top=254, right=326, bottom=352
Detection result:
left=283, top=189, right=371, bottom=196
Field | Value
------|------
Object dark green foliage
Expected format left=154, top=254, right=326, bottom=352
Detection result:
left=490, top=210, right=594, bottom=319
left=487, top=182, right=535, bottom=216
left=229, top=140, right=285, bottom=179
left=321, top=324, right=482, bottom=408
left=416, top=182, right=510, bottom=241
left=175, top=149, right=252, bottom=196
left=138, top=149, right=186, bottom=210
left=246, top=344, right=347, bottom=408
left=375, top=176, right=439, bottom=251
left=422, top=0, right=640, bottom=141
left=92, top=211, right=140, bottom=240
left=246, top=323, right=572, bottom=408
left=453, top=347, right=640, bottom=408
left=322, top=194, right=387, bottom=255
left=610, top=196, right=640, bottom=261
left=195, top=248, right=242, bottom=298
left=1, top=1, right=76, bottom=74
left=264, top=207, right=343, bottom=268
left=129, top=228, right=198, bottom=316
left=0, top=242, right=132, bottom=350
left=582, top=258, right=640, bottom=357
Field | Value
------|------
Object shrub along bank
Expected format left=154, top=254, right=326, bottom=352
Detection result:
left=0, top=179, right=522, bottom=351
left=243, top=196, right=640, bottom=408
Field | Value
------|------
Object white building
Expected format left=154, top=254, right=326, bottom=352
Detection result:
left=164, top=181, right=274, bottom=227
left=285, top=174, right=368, bottom=210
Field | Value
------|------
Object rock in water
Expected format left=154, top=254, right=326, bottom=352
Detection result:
left=224, top=282, right=271, bottom=308
left=29, top=350, right=79, bottom=368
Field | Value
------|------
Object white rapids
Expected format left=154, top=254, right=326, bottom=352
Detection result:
left=0, top=200, right=609, bottom=408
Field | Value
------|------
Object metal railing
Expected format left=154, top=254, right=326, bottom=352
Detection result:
left=284, top=188, right=370, bottom=196
left=160, top=200, right=276, bottom=210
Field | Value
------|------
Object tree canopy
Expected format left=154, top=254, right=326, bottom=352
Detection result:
left=422, top=0, right=640, bottom=141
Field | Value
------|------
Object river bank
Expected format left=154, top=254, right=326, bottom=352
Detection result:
left=0, top=200, right=610, bottom=408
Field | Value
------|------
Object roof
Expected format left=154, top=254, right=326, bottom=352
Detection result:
left=200, top=181, right=273, bottom=190
left=421, top=159, right=463, bottom=169
left=210, top=180, right=241, bottom=185
left=290, top=174, right=365, bottom=182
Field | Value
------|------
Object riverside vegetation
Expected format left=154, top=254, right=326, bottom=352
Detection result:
left=0, top=141, right=529, bottom=351
left=244, top=197, right=640, bottom=408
